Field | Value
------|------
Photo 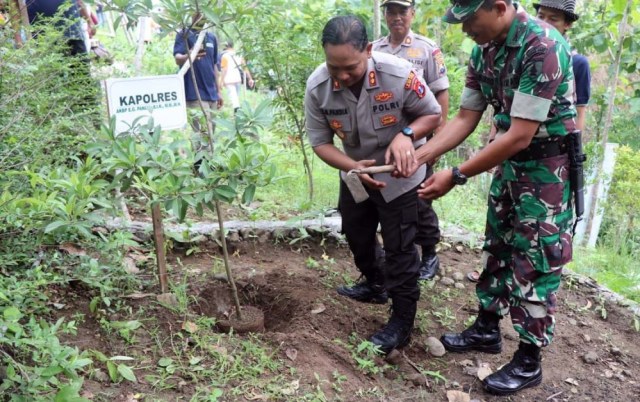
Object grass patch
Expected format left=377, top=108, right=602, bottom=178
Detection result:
left=569, top=246, right=640, bottom=302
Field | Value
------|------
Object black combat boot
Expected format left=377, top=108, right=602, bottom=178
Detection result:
left=369, top=299, right=416, bottom=354
left=440, top=308, right=502, bottom=353
left=337, top=273, right=388, bottom=304
left=418, top=251, right=440, bottom=281
left=483, top=342, right=542, bottom=395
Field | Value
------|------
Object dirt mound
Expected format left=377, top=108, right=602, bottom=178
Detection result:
left=55, top=239, right=640, bottom=401
left=179, top=239, right=640, bottom=401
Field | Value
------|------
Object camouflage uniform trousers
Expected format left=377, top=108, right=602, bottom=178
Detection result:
left=476, top=153, right=573, bottom=347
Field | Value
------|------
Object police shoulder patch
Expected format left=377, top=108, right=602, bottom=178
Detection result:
left=404, top=71, right=416, bottom=90
left=433, top=48, right=446, bottom=76
left=330, top=119, right=343, bottom=130
left=413, top=79, right=427, bottom=99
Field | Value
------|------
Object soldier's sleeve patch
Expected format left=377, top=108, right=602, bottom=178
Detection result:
left=413, top=79, right=427, bottom=99
left=380, top=114, right=398, bottom=126
left=404, top=71, right=416, bottom=90
left=374, top=91, right=394, bottom=102
left=330, top=119, right=343, bottom=130
left=433, top=48, right=446, bottom=77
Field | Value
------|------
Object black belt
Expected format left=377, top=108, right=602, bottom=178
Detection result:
left=510, top=137, right=568, bottom=162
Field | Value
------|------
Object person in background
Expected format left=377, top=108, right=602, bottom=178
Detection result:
left=173, top=13, right=222, bottom=155
left=373, top=0, right=450, bottom=281
left=26, top=0, right=97, bottom=113
left=220, top=40, right=254, bottom=114
left=533, top=0, right=590, bottom=131
left=406, top=0, right=576, bottom=395
left=95, top=1, right=104, bottom=26
left=305, top=16, right=441, bottom=354
left=26, top=0, right=95, bottom=55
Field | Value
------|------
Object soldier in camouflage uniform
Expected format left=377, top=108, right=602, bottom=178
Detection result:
left=407, top=0, right=576, bottom=395
left=373, top=0, right=450, bottom=281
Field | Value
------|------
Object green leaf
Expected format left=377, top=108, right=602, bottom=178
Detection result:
left=91, top=350, right=108, bottom=362
left=158, top=357, right=173, bottom=367
left=108, top=356, right=135, bottom=361
left=214, top=185, right=236, bottom=201
left=106, top=361, right=118, bottom=382
left=54, top=378, right=89, bottom=402
left=242, top=184, right=256, bottom=205
left=42, top=365, right=64, bottom=377
left=44, top=220, right=68, bottom=233
left=3, top=306, right=22, bottom=321
left=189, top=356, right=204, bottom=366
left=117, top=364, right=137, bottom=383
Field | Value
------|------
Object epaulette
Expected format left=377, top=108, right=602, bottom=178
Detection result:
left=412, top=34, right=438, bottom=49
left=305, top=64, right=331, bottom=91
left=371, top=52, right=412, bottom=78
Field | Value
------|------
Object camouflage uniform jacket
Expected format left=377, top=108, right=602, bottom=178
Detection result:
left=372, top=31, right=449, bottom=95
left=460, top=5, right=576, bottom=139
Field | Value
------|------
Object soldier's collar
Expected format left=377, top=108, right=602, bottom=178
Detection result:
left=503, top=4, right=527, bottom=48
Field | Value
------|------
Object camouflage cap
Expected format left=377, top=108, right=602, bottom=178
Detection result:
left=380, top=0, right=415, bottom=7
left=442, top=0, right=485, bottom=24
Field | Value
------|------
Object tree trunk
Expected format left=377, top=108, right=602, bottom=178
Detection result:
left=133, top=17, right=147, bottom=73
left=373, top=0, right=381, bottom=40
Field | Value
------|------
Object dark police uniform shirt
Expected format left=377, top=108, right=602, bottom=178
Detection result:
left=173, top=29, right=220, bottom=102
left=372, top=30, right=450, bottom=96
left=305, top=52, right=441, bottom=202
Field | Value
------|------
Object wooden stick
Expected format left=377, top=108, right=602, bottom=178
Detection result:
left=151, top=203, right=168, bottom=293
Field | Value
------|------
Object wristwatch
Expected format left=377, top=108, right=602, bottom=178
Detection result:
left=401, top=126, right=415, bottom=141
left=451, top=167, right=468, bottom=185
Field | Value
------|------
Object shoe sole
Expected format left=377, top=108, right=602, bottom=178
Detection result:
left=442, top=342, right=503, bottom=354
left=373, top=336, right=411, bottom=355
left=418, top=274, right=436, bottom=281
left=483, top=373, right=542, bottom=395
left=336, top=289, right=388, bottom=304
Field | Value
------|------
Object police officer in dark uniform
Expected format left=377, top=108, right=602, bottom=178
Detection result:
left=373, top=0, right=451, bottom=280
left=305, top=16, right=441, bottom=353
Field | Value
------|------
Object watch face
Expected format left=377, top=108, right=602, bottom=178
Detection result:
left=453, top=168, right=467, bottom=185
left=402, top=127, right=412, bottom=135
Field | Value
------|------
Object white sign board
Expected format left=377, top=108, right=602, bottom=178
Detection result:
left=105, top=75, right=187, bottom=133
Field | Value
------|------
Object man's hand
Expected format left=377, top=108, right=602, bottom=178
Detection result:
left=217, top=98, right=224, bottom=109
left=354, top=159, right=387, bottom=190
left=418, top=169, right=454, bottom=200
left=385, top=134, right=416, bottom=177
